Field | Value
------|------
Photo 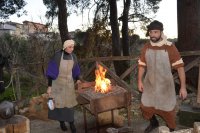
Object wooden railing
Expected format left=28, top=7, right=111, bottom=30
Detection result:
left=79, top=51, right=200, bottom=102
left=8, top=51, right=200, bottom=106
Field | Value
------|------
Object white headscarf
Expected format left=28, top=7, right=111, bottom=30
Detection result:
left=63, top=40, right=75, bottom=50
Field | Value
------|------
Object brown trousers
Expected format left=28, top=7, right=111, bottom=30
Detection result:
left=140, top=104, right=176, bottom=129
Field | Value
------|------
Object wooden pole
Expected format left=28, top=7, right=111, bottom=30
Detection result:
left=197, top=63, right=200, bottom=103
left=14, top=69, right=21, bottom=100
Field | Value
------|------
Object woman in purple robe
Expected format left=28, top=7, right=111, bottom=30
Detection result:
left=46, top=39, right=81, bottom=133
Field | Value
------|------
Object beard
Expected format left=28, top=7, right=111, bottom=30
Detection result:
left=150, top=35, right=162, bottom=43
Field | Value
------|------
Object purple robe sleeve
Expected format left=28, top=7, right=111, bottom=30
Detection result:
left=72, top=64, right=81, bottom=80
left=46, top=60, right=59, bottom=80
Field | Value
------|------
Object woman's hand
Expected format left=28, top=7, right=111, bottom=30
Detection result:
left=76, top=80, right=81, bottom=84
left=75, top=80, right=82, bottom=92
left=47, top=86, right=52, bottom=96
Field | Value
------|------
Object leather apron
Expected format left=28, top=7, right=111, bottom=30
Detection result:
left=141, top=49, right=176, bottom=111
left=51, top=53, right=78, bottom=108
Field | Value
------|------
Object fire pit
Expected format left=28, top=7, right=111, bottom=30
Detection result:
left=77, top=64, right=131, bottom=133
left=77, top=82, right=131, bottom=133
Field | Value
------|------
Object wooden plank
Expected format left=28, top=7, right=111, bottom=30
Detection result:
left=197, top=64, right=200, bottom=103
left=77, top=82, right=95, bottom=91
left=98, top=62, right=131, bottom=89
left=173, top=57, right=200, bottom=93
left=175, top=79, right=197, bottom=93
left=120, top=64, right=137, bottom=80
left=180, top=50, right=200, bottom=57
left=82, top=63, right=96, bottom=79
left=79, top=56, right=138, bottom=62
left=98, top=62, right=139, bottom=97
left=173, top=57, right=200, bottom=79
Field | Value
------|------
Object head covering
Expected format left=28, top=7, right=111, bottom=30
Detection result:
left=146, top=20, right=164, bottom=36
left=63, top=39, right=75, bottom=50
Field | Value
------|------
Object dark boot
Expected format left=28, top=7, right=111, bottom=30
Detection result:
left=69, top=121, right=76, bottom=133
left=169, top=128, right=175, bottom=132
left=144, top=115, right=159, bottom=133
left=59, top=121, right=68, bottom=131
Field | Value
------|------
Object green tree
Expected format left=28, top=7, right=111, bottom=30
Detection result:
left=43, top=0, right=69, bottom=44
left=43, top=0, right=90, bottom=44
left=43, top=0, right=162, bottom=76
left=0, top=0, right=27, bottom=19
left=120, top=0, right=161, bottom=57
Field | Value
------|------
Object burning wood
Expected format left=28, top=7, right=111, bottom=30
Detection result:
left=95, top=64, right=111, bottom=93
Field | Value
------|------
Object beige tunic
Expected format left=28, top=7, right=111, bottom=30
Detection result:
left=51, top=53, right=78, bottom=108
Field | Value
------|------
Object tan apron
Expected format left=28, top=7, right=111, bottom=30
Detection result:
left=141, top=49, right=176, bottom=111
left=51, top=53, right=78, bottom=108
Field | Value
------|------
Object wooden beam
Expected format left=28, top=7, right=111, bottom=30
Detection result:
left=82, top=63, right=96, bottom=79
left=173, top=57, right=200, bottom=79
left=180, top=50, right=200, bottom=57
left=197, top=64, right=200, bottom=103
left=174, top=79, right=197, bottom=93
left=120, top=64, right=137, bottom=80
left=98, top=62, right=139, bottom=97
left=79, top=56, right=138, bottom=62
left=173, top=57, right=200, bottom=93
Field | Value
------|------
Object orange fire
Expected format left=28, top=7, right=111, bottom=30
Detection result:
left=95, top=64, right=111, bottom=93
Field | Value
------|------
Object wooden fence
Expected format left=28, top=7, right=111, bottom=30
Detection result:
left=6, top=51, right=200, bottom=107
left=79, top=50, right=200, bottom=102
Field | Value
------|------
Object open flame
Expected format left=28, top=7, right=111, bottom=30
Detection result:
left=95, top=64, right=111, bottom=93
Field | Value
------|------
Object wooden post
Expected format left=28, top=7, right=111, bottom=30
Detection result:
left=197, top=63, right=200, bottom=103
left=13, top=69, right=21, bottom=100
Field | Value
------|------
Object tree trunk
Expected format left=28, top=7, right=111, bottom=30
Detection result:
left=121, top=0, right=131, bottom=81
left=121, top=0, right=130, bottom=57
left=177, top=0, right=200, bottom=88
left=177, top=0, right=200, bottom=51
left=109, top=0, right=121, bottom=56
left=56, top=0, right=70, bottom=44
left=109, top=0, right=124, bottom=76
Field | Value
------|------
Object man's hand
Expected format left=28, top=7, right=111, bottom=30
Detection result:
left=138, top=66, right=145, bottom=93
left=179, top=87, right=187, bottom=100
left=177, top=66, right=187, bottom=100
left=138, top=80, right=144, bottom=92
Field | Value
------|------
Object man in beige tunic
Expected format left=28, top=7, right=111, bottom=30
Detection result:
left=138, top=20, right=187, bottom=133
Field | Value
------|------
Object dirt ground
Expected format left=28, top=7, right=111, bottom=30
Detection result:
left=29, top=97, right=189, bottom=133
left=30, top=109, right=150, bottom=133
